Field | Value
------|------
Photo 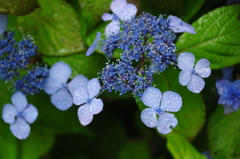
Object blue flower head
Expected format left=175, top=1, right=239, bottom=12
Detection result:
left=102, top=0, right=137, bottom=36
left=72, top=78, right=103, bottom=126
left=0, top=14, right=7, bottom=35
left=178, top=52, right=211, bottom=93
left=43, top=62, right=89, bottom=111
left=168, top=15, right=196, bottom=34
left=216, top=79, right=240, bottom=114
left=2, top=92, right=38, bottom=139
left=141, top=87, right=182, bottom=134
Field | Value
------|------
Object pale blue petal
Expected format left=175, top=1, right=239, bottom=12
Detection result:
left=118, top=4, right=137, bottom=21
left=68, top=75, right=89, bottom=95
left=169, top=15, right=196, bottom=34
left=179, top=70, right=191, bottom=86
left=72, top=85, right=88, bottom=105
left=49, top=62, right=71, bottom=84
left=195, top=58, right=211, bottom=78
left=187, top=74, right=205, bottom=93
left=86, top=32, right=101, bottom=56
left=168, top=15, right=181, bottom=26
left=216, top=79, right=231, bottom=95
left=87, top=78, right=101, bottom=99
left=105, top=20, right=120, bottom=36
left=140, top=108, right=158, bottom=128
left=11, top=92, right=27, bottom=112
left=223, top=104, right=236, bottom=115
left=178, top=52, right=195, bottom=70
left=22, top=104, right=38, bottom=124
left=157, top=113, right=178, bottom=134
left=141, top=87, right=162, bottom=108
left=102, top=13, right=113, bottom=21
left=42, top=77, right=62, bottom=95
left=2, top=104, right=17, bottom=124
left=51, top=89, right=73, bottom=111
left=110, top=0, right=127, bottom=15
left=0, top=14, right=7, bottom=35
left=161, top=91, right=182, bottom=112
left=10, top=118, right=30, bottom=140
left=90, top=98, right=103, bottom=115
left=78, top=104, right=93, bottom=126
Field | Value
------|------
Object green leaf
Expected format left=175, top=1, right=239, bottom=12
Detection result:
left=141, top=0, right=204, bottom=22
left=208, top=106, right=240, bottom=159
left=42, top=53, right=106, bottom=79
left=19, top=126, right=54, bottom=159
left=176, top=5, right=240, bottom=69
left=167, top=132, right=206, bottom=159
left=136, top=67, right=205, bottom=141
left=118, top=140, right=150, bottom=159
left=18, top=0, right=86, bottom=56
left=0, top=0, right=39, bottom=15
left=79, top=0, right=112, bottom=29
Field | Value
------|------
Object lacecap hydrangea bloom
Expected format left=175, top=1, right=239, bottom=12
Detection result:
left=216, top=79, right=240, bottom=114
left=102, top=0, right=137, bottom=36
left=178, top=52, right=211, bottom=93
left=141, top=87, right=182, bottom=134
left=72, top=78, right=103, bottom=126
left=2, top=91, right=38, bottom=139
left=43, top=62, right=88, bottom=110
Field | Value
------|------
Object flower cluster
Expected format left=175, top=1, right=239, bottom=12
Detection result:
left=216, top=79, right=240, bottom=114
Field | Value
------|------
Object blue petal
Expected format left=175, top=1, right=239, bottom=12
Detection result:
left=72, top=85, right=88, bottom=105
left=68, top=75, right=89, bottom=95
left=118, top=4, right=137, bottom=21
left=178, top=52, right=195, bottom=71
left=140, top=108, right=158, bottom=128
left=11, top=92, right=27, bottom=112
left=169, top=15, right=196, bottom=34
left=161, top=91, right=182, bottom=112
left=179, top=70, right=191, bottom=86
left=2, top=104, right=17, bottom=124
left=42, top=77, right=62, bottom=95
left=233, top=79, right=240, bottom=93
left=22, top=104, right=38, bottom=124
left=105, top=20, right=120, bottom=36
left=187, top=74, right=205, bottom=93
left=157, top=113, right=178, bottom=134
left=110, top=0, right=127, bottom=15
left=195, top=58, right=211, bottom=78
left=216, top=79, right=232, bottom=96
left=77, top=104, right=93, bottom=126
left=86, top=32, right=101, bottom=56
left=89, top=98, right=103, bottom=115
left=0, top=14, right=7, bottom=35
left=102, top=13, right=113, bottom=21
left=49, top=62, right=71, bottom=84
left=10, top=118, right=30, bottom=140
left=51, top=89, right=73, bottom=111
left=87, top=78, right=101, bottom=99
left=141, top=87, right=162, bottom=108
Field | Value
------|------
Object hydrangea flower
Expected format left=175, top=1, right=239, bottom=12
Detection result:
left=0, top=14, right=7, bottom=35
left=2, top=92, right=38, bottom=139
left=72, top=78, right=103, bottom=126
left=216, top=79, right=240, bottom=114
left=168, top=15, right=196, bottom=34
left=86, top=32, right=101, bottom=56
left=102, top=0, right=137, bottom=36
left=140, top=87, right=182, bottom=134
left=43, top=62, right=88, bottom=111
left=178, top=52, right=211, bottom=93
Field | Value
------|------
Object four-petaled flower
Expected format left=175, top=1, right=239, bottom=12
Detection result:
left=2, top=91, right=38, bottom=139
left=168, top=15, right=196, bottom=34
left=102, top=0, right=137, bottom=36
left=72, top=78, right=103, bottom=126
left=43, top=62, right=88, bottom=110
left=216, top=79, right=240, bottom=114
left=178, top=52, right=211, bottom=93
left=141, top=87, right=182, bottom=134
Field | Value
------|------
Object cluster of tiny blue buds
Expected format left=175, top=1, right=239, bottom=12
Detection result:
left=99, top=13, right=178, bottom=97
